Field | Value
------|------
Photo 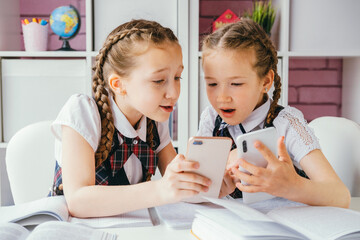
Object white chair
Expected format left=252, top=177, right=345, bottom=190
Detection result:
left=309, top=116, right=360, bottom=197
left=5, top=121, right=55, bottom=204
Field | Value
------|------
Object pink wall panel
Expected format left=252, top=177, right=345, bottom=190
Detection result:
left=20, top=0, right=86, bottom=51
left=199, top=0, right=252, bottom=48
left=200, top=1, right=252, bottom=17
left=289, top=58, right=343, bottom=121
left=288, top=70, right=340, bottom=86
left=291, top=105, right=339, bottom=121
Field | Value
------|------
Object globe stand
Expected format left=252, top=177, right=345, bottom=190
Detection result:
left=51, top=5, right=81, bottom=51
left=56, top=38, right=75, bottom=51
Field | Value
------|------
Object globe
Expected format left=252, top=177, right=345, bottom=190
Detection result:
left=49, top=5, right=81, bottom=51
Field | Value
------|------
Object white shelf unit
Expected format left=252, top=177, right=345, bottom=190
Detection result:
left=194, top=0, right=360, bottom=127
left=0, top=0, right=194, bottom=206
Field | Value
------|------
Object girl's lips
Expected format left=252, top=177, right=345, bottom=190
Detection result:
left=220, top=108, right=235, bottom=118
left=160, top=105, right=174, bottom=112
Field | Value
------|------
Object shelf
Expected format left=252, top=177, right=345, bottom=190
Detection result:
left=199, top=51, right=287, bottom=58
left=0, top=51, right=89, bottom=58
left=288, top=51, right=360, bottom=58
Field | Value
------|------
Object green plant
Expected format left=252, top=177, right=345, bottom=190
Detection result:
left=243, top=0, right=276, bottom=35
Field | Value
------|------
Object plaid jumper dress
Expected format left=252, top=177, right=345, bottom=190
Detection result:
left=51, top=119, right=160, bottom=196
left=213, top=105, right=308, bottom=198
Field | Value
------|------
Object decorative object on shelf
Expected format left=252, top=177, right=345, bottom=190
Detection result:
left=212, top=9, right=240, bottom=32
left=243, top=0, right=276, bottom=35
left=49, top=5, right=81, bottom=51
left=21, top=18, right=49, bottom=51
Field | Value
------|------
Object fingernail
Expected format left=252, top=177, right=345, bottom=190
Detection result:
left=204, top=187, right=209, bottom=192
left=194, top=163, right=200, bottom=168
left=207, top=180, right=212, bottom=185
left=254, top=141, right=261, bottom=148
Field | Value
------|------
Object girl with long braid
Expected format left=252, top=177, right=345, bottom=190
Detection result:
left=50, top=19, right=211, bottom=217
left=199, top=19, right=350, bottom=207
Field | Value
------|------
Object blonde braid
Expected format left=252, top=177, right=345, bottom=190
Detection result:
left=92, top=28, right=146, bottom=167
left=92, top=20, right=179, bottom=168
left=146, top=118, right=154, bottom=149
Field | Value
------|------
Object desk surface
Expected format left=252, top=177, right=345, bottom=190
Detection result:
left=102, top=197, right=360, bottom=240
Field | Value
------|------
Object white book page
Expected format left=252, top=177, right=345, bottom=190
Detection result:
left=155, top=202, right=221, bottom=229
left=27, top=221, right=117, bottom=240
left=0, top=223, right=29, bottom=240
left=268, top=206, right=360, bottom=240
left=0, top=196, right=68, bottom=226
left=205, top=197, right=274, bottom=222
left=248, top=197, right=307, bottom=214
left=194, top=208, right=306, bottom=240
left=69, top=208, right=152, bottom=228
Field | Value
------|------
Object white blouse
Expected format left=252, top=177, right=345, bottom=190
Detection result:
left=197, top=99, right=320, bottom=168
left=51, top=94, right=171, bottom=184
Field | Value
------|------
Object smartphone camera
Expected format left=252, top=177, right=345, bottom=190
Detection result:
left=242, top=140, right=247, bottom=153
left=193, top=140, right=203, bottom=145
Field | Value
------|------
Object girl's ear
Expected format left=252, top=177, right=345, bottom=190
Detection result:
left=262, top=69, right=274, bottom=93
left=108, top=73, right=126, bottom=96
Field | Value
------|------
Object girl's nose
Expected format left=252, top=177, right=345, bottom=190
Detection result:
left=217, top=88, right=231, bottom=103
left=165, top=81, right=180, bottom=100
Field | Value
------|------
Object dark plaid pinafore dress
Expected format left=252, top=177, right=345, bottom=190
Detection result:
left=213, top=105, right=308, bottom=198
left=50, top=120, right=160, bottom=196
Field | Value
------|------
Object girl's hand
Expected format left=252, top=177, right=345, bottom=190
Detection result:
left=218, top=169, right=237, bottom=198
left=230, top=136, right=301, bottom=198
left=157, top=154, right=212, bottom=204
left=218, top=149, right=240, bottom=198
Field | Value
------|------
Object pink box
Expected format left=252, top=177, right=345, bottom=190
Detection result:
left=22, top=22, right=48, bottom=51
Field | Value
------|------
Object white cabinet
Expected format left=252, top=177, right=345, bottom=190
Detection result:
left=1, top=59, right=88, bottom=142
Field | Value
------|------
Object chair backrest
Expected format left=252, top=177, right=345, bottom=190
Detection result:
left=6, top=121, right=55, bottom=204
left=309, top=116, right=360, bottom=197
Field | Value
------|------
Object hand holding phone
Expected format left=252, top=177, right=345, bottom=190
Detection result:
left=236, top=127, right=278, bottom=203
left=184, top=137, right=232, bottom=203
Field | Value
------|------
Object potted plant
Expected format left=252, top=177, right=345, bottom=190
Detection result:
left=243, top=0, right=276, bottom=35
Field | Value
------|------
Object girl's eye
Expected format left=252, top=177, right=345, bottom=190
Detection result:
left=231, top=83, right=243, bottom=86
left=153, top=80, right=165, bottom=84
left=207, top=83, right=217, bottom=87
left=175, top=76, right=182, bottom=81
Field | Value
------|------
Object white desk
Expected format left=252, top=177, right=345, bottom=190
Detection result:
left=102, top=197, right=360, bottom=240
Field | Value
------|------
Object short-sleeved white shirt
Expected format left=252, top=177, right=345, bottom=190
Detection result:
left=197, top=99, right=320, bottom=168
left=51, top=94, right=171, bottom=184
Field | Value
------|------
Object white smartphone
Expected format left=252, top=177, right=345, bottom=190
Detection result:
left=183, top=136, right=232, bottom=203
left=236, top=127, right=279, bottom=204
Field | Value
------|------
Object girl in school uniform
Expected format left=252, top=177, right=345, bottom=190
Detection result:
left=198, top=19, right=350, bottom=208
left=50, top=19, right=211, bottom=218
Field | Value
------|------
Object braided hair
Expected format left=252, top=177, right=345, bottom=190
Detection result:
left=201, top=19, right=281, bottom=126
left=92, top=19, right=178, bottom=167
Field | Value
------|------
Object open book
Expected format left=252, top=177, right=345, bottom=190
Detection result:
left=192, top=197, right=360, bottom=240
left=0, top=221, right=117, bottom=240
left=155, top=201, right=221, bottom=229
left=0, top=196, right=155, bottom=229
